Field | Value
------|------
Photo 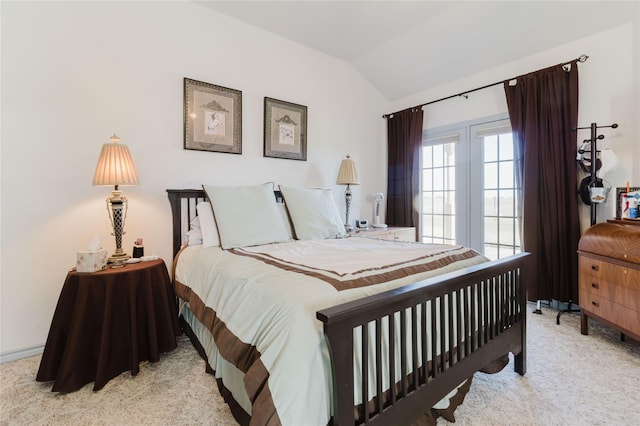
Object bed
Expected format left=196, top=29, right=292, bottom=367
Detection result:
left=167, top=186, right=529, bottom=425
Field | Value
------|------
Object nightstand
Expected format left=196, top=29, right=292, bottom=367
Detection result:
left=350, top=227, right=416, bottom=242
left=36, top=259, right=180, bottom=392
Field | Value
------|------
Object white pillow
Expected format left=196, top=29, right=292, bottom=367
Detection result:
left=203, top=184, right=290, bottom=249
left=196, top=201, right=220, bottom=247
left=279, top=186, right=346, bottom=240
left=186, top=228, right=203, bottom=246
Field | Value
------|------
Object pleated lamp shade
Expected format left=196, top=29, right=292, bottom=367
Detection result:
left=336, top=154, right=360, bottom=185
left=92, top=134, right=139, bottom=186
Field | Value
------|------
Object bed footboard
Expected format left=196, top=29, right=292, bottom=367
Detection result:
left=317, top=252, right=529, bottom=426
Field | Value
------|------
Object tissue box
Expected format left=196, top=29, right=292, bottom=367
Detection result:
left=76, top=249, right=108, bottom=272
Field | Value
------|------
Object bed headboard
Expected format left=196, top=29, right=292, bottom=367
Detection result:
left=167, top=189, right=207, bottom=258
left=166, top=188, right=283, bottom=259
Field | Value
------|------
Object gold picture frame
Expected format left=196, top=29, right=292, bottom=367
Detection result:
left=263, top=97, right=307, bottom=161
left=184, top=78, right=242, bottom=154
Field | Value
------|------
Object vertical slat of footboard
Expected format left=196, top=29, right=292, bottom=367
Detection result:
left=361, top=322, right=369, bottom=423
left=421, top=302, right=428, bottom=384
left=389, top=312, right=396, bottom=405
left=439, top=296, right=446, bottom=373
left=375, top=318, right=383, bottom=416
left=400, top=311, right=407, bottom=397
left=470, top=283, right=477, bottom=352
left=455, top=288, right=462, bottom=362
left=411, top=306, right=419, bottom=391
left=430, top=299, right=437, bottom=379
left=447, top=293, right=454, bottom=368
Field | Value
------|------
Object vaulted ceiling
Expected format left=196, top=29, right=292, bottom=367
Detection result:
left=196, top=1, right=639, bottom=101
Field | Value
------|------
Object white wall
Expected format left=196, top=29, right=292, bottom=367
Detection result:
left=0, top=1, right=387, bottom=357
left=388, top=22, right=640, bottom=231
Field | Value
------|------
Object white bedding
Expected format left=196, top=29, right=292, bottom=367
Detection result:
left=174, top=236, right=487, bottom=425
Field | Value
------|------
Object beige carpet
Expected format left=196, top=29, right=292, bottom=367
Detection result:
left=1, top=303, right=639, bottom=425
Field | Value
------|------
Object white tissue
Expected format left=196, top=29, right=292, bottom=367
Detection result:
left=86, top=234, right=103, bottom=251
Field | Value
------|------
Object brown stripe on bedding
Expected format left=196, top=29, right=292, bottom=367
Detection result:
left=173, top=280, right=281, bottom=426
left=229, top=248, right=480, bottom=291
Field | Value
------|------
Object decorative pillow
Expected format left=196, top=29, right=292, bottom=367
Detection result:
left=196, top=201, right=220, bottom=247
left=186, top=228, right=203, bottom=246
left=203, top=184, right=290, bottom=249
left=279, top=186, right=346, bottom=240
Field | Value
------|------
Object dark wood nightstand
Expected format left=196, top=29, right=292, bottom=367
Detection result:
left=36, top=259, right=180, bottom=392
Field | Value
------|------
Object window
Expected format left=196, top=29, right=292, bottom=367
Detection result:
left=421, top=116, right=521, bottom=260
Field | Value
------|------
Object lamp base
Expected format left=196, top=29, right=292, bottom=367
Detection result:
left=108, top=252, right=130, bottom=268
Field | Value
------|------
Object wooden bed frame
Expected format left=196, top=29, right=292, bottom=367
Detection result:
left=167, top=189, right=529, bottom=426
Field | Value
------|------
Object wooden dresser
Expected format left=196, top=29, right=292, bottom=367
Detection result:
left=578, top=219, right=640, bottom=341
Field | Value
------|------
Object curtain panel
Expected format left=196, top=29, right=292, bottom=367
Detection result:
left=386, top=108, right=424, bottom=239
left=504, top=62, right=580, bottom=302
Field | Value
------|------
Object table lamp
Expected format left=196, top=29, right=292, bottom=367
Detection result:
left=336, top=154, right=360, bottom=231
left=92, top=134, right=139, bottom=267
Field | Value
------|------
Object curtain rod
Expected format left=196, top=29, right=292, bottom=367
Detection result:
left=382, top=54, right=589, bottom=119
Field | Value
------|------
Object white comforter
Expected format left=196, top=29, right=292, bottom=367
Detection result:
left=174, top=237, right=486, bottom=425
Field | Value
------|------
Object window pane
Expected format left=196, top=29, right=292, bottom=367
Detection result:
left=433, top=168, right=444, bottom=190
left=422, top=214, right=433, bottom=236
left=484, top=135, right=498, bottom=162
left=499, top=133, right=514, bottom=160
left=484, top=162, right=498, bottom=189
left=498, top=189, right=514, bottom=217
left=422, top=169, right=433, bottom=191
left=444, top=215, right=455, bottom=239
left=422, top=193, right=433, bottom=214
left=499, top=218, right=515, bottom=245
left=444, top=143, right=456, bottom=166
left=444, top=190, right=456, bottom=214
left=433, top=193, right=444, bottom=214
left=484, top=190, right=498, bottom=216
left=485, top=217, right=498, bottom=244
left=499, top=246, right=516, bottom=258
left=423, top=146, right=433, bottom=168
left=484, top=245, right=499, bottom=261
left=433, top=144, right=444, bottom=167
left=433, top=215, right=444, bottom=238
left=447, top=166, right=455, bottom=190
left=498, top=161, right=514, bottom=189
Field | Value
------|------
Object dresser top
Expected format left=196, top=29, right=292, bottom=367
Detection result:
left=579, top=221, right=640, bottom=265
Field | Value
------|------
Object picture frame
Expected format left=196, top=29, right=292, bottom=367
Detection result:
left=184, top=78, right=242, bottom=154
left=615, top=186, right=640, bottom=219
left=263, top=97, right=307, bottom=161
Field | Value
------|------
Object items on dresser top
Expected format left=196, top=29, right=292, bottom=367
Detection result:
left=578, top=220, right=640, bottom=341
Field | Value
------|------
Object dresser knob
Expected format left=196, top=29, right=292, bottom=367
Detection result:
left=591, top=282, right=599, bottom=290
left=592, top=300, right=599, bottom=307
left=591, top=264, right=600, bottom=271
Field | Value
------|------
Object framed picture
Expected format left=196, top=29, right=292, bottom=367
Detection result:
left=615, top=186, right=640, bottom=219
left=184, top=78, right=242, bottom=154
left=263, top=97, right=307, bottom=161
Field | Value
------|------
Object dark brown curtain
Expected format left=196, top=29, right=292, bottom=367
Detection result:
left=386, top=107, right=424, bottom=237
left=504, top=62, right=580, bottom=302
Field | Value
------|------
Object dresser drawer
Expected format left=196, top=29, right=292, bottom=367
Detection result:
left=579, top=256, right=640, bottom=291
left=580, top=291, right=640, bottom=336
left=579, top=276, right=640, bottom=311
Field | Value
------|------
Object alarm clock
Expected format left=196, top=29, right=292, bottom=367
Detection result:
left=356, top=219, right=369, bottom=228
